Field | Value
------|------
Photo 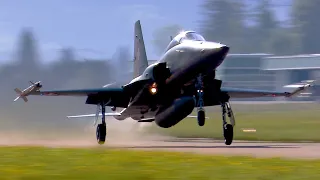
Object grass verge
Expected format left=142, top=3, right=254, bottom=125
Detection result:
left=1, top=146, right=320, bottom=179
left=149, top=104, right=320, bottom=142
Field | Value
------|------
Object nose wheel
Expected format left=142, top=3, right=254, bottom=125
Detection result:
left=196, top=74, right=205, bottom=126
left=96, top=101, right=107, bottom=145
left=197, top=109, right=205, bottom=126
left=221, top=102, right=235, bottom=145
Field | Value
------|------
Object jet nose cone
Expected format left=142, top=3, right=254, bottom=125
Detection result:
left=200, top=41, right=228, bottom=51
left=201, top=42, right=229, bottom=58
left=219, top=45, right=229, bottom=58
left=220, top=45, right=229, bottom=54
left=198, top=42, right=229, bottom=69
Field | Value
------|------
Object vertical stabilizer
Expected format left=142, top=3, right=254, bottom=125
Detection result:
left=133, top=20, right=148, bottom=78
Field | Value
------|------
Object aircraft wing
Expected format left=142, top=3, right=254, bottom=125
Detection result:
left=14, top=81, right=124, bottom=102
left=34, top=88, right=122, bottom=96
left=221, top=80, right=315, bottom=98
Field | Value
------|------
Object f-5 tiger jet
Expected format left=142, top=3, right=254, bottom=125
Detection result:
left=14, top=20, right=314, bottom=145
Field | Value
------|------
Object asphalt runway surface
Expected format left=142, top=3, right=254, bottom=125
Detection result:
left=1, top=134, right=319, bottom=159
left=107, top=137, right=320, bottom=159
left=1, top=116, right=320, bottom=159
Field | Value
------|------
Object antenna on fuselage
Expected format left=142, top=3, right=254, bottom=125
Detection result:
left=170, top=36, right=173, bottom=41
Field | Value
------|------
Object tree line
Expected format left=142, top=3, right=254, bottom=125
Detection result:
left=152, top=0, right=320, bottom=56
left=0, top=29, right=132, bottom=131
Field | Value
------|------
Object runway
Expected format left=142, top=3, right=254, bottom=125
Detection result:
left=106, top=137, right=320, bottom=159
left=0, top=136, right=319, bottom=159
left=0, top=131, right=319, bottom=159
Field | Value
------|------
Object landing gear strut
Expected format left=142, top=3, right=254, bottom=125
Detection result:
left=196, top=74, right=205, bottom=126
left=221, top=102, right=235, bottom=145
left=96, top=102, right=107, bottom=145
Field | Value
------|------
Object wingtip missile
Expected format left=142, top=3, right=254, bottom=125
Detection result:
left=13, top=81, right=42, bottom=102
left=283, top=80, right=316, bottom=97
left=283, top=80, right=316, bottom=88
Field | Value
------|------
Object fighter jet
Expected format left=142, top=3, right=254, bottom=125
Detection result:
left=14, top=20, right=314, bottom=145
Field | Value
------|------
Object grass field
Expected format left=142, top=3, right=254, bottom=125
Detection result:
left=0, top=146, right=320, bottom=179
left=149, top=102, right=320, bottom=142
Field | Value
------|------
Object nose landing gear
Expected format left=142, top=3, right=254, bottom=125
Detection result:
left=196, top=74, right=205, bottom=126
left=197, top=108, right=205, bottom=126
left=195, top=74, right=235, bottom=145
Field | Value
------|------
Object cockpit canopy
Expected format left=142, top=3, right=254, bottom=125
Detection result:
left=182, top=31, right=206, bottom=42
left=165, top=31, right=206, bottom=51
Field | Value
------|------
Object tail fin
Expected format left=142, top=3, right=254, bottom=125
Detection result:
left=133, top=20, right=148, bottom=78
left=14, top=88, right=28, bottom=102
left=14, top=88, right=22, bottom=94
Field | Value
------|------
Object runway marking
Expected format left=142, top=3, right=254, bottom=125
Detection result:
left=242, top=128, right=257, bottom=132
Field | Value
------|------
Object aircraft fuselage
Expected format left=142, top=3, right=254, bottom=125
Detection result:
left=159, top=41, right=229, bottom=87
left=119, top=39, right=230, bottom=121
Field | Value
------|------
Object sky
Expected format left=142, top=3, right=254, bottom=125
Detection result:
left=0, top=0, right=290, bottom=63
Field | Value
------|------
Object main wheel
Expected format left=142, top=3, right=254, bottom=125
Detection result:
left=197, top=110, right=205, bottom=126
left=96, top=123, right=106, bottom=145
left=223, top=124, right=233, bottom=145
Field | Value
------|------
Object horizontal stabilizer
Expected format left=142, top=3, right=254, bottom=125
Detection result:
left=67, top=112, right=121, bottom=119
left=132, top=115, right=210, bottom=122
left=188, top=115, right=210, bottom=119
left=138, top=118, right=155, bottom=122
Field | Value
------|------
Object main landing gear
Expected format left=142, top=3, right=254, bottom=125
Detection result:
left=221, top=102, right=235, bottom=145
left=96, top=102, right=107, bottom=145
left=195, top=74, right=235, bottom=145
